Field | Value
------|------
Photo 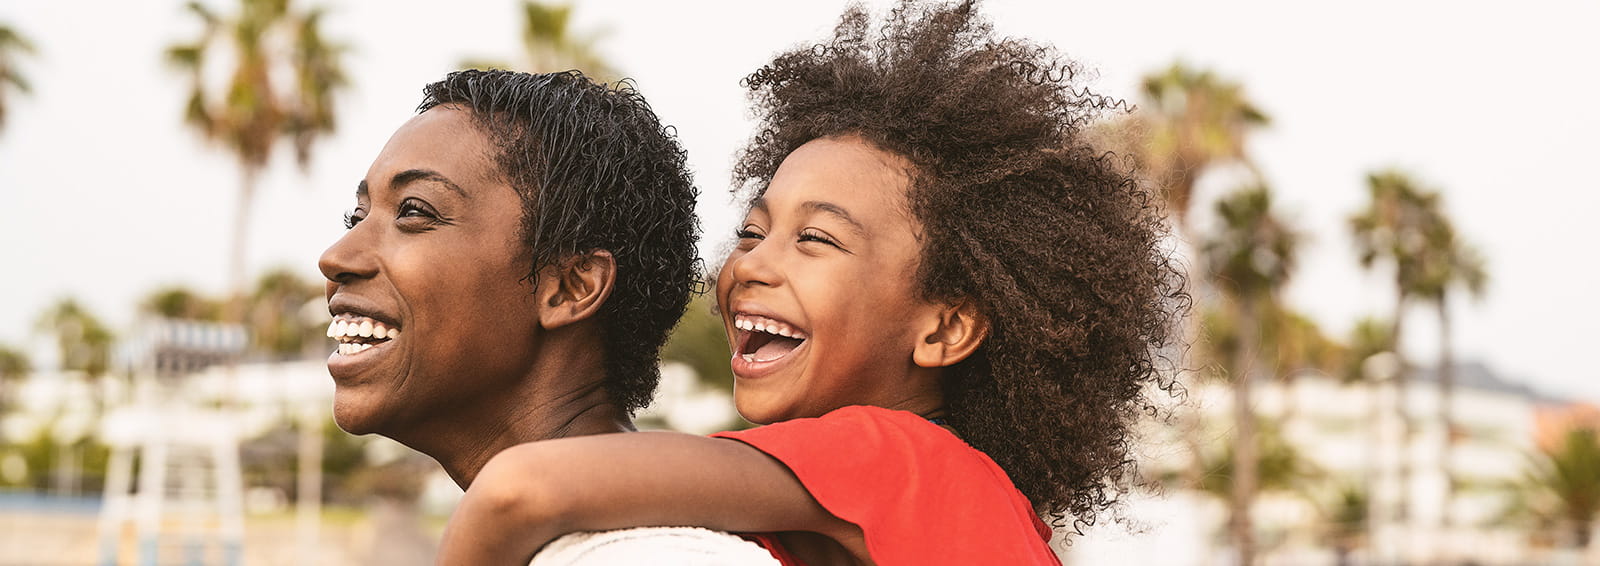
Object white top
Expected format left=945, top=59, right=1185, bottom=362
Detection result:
left=528, top=527, right=781, bottom=565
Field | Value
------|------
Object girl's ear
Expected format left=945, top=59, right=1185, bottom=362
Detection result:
left=912, top=299, right=989, bottom=368
left=534, top=250, right=617, bottom=330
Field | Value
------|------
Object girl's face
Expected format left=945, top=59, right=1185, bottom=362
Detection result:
left=716, top=136, right=948, bottom=424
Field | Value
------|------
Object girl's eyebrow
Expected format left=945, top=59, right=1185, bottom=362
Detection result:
left=801, top=200, right=867, bottom=236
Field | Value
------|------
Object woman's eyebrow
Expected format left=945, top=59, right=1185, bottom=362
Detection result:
left=355, top=170, right=472, bottom=199
left=391, top=169, right=471, bottom=199
left=802, top=200, right=867, bottom=236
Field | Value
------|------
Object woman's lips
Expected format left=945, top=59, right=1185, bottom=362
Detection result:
left=325, top=314, right=400, bottom=380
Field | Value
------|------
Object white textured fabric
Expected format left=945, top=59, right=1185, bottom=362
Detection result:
left=528, top=527, right=780, bottom=566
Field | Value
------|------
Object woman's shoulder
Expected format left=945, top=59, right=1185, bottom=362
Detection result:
left=530, top=527, right=781, bottom=566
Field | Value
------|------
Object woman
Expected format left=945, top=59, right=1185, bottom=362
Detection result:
left=319, top=69, right=775, bottom=564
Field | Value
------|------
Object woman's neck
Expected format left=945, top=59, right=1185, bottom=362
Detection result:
left=406, top=352, right=636, bottom=489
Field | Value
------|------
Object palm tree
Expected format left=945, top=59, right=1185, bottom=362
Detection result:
left=1348, top=169, right=1448, bottom=530
left=1415, top=220, right=1487, bottom=533
left=0, top=21, right=36, bottom=135
left=0, top=343, right=30, bottom=420
left=166, top=0, right=349, bottom=318
left=1089, top=64, right=1271, bottom=544
left=142, top=285, right=224, bottom=321
left=1102, top=62, right=1272, bottom=232
left=1202, top=183, right=1302, bottom=566
left=1340, top=316, right=1397, bottom=558
left=460, top=1, right=618, bottom=81
left=1521, top=428, right=1600, bottom=549
left=245, top=268, right=326, bottom=359
left=35, top=298, right=114, bottom=378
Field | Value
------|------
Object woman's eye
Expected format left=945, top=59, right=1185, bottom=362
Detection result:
left=342, top=209, right=366, bottom=230
left=397, top=198, right=439, bottom=220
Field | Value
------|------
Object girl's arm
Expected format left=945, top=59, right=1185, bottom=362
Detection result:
left=435, top=431, right=864, bottom=565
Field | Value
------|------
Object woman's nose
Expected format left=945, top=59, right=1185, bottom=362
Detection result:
left=318, top=226, right=378, bottom=285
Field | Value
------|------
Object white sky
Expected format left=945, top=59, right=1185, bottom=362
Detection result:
left=2, top=0, right=1597, bottom=399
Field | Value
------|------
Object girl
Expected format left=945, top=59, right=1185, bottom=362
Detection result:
left=437, top=1, right=1185, bottom=564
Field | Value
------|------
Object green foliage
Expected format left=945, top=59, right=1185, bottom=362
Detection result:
left=461, top=1, right=618, bottom=81
left=0, top=425, right=111, bottom=492
left=142, top=286, right=224, bottom=320
left=1120, top=62, right=1270, bottom=226
left=246, top=268, right=326, bottom=357
left=661, top=294, right=735, bottom=393
left=1203, top=184, right=1302, bottom=303
left=34, top=298, right=114, bottom=377
left=1317, top=483, right=1368, bottom=553
left=1198, top=304, right=1345, bottom=385
left=166, top=0, right=349, bottom=172
left=1516, top=428, right=1600, bottom=548
left=0, top=343, right=30, bottom=381
left=1191, top=421, right=1318, bottom=499
left=1340, top=317, right=1396, bottom=385
left=1348, top=169, right=1481, bottom=306
left=139, top=268, right=327, bottom=359
left=0, top=21, right=37, bottom=133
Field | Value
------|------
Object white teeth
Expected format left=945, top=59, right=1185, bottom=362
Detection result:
left=386, top=328, right=399, bottom=341
left=741, top=353, right=755, bottom=362
left=326, top=321, right=338, bottom=338
left=335, top=320, right=348, bottom=337
left=733, top=315, right=807, bottom=340
left=358, top=320, right=374, bottom=338
left=373, top=325, right=387, bottom=339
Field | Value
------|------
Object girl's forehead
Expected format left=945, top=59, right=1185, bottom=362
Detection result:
left=759, top=137, right=914, bottom=218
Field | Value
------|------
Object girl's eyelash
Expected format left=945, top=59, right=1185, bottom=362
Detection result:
left=799, top=230, right=842, bottom=248
left=735, top=227, right=764, bottom=239
left=342, top=209, right=362, bottom=230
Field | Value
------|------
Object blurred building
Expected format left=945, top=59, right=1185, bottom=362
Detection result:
left=1066, top=361, right=1588, bottom=565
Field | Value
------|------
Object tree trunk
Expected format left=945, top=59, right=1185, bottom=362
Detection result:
left=1390, top=289, right=1412, bottom=560
left=1437, top=295, right=1457, bottom=557
left=226, top=167, right=260, bottom=324
left=1231, top=298, right=1259, bottom=566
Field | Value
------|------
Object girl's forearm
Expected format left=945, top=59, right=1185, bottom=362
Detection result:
left=434, top=431, right=862, bottom=563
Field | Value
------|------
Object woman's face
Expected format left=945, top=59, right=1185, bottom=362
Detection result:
left=716, top=136, right=944, bottom=424
left=318, top=106, right=543, bottom=437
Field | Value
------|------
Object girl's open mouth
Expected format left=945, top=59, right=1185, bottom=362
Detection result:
left=732, top=313, right=808, bottom=364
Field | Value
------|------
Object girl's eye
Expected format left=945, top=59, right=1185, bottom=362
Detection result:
left=342, top=209, right=366, bottom=230
left=798, top=229, right=843, bottom=249
left=735, top=226, right=765, bottom=240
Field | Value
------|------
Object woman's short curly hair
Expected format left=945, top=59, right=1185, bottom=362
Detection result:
left=419, top=69, right=700, bottom=415
left=734, top=1, right=1187, bottom=528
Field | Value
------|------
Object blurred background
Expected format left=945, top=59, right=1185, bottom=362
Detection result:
left=1, top=0, right=1597, bottom=564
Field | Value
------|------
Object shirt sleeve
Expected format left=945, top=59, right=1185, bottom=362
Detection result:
left=712, top=406, right=1060, bottom=566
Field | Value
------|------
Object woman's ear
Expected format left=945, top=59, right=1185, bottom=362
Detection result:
left=912, top=299, right=989, bottom=368
left=534, top=250, right=617, bottom=330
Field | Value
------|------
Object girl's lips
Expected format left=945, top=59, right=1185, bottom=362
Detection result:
left=729, top=336, right=808, bottom=380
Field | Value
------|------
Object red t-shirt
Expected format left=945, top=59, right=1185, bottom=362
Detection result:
left=711, top=405, right=1061, bottom=566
